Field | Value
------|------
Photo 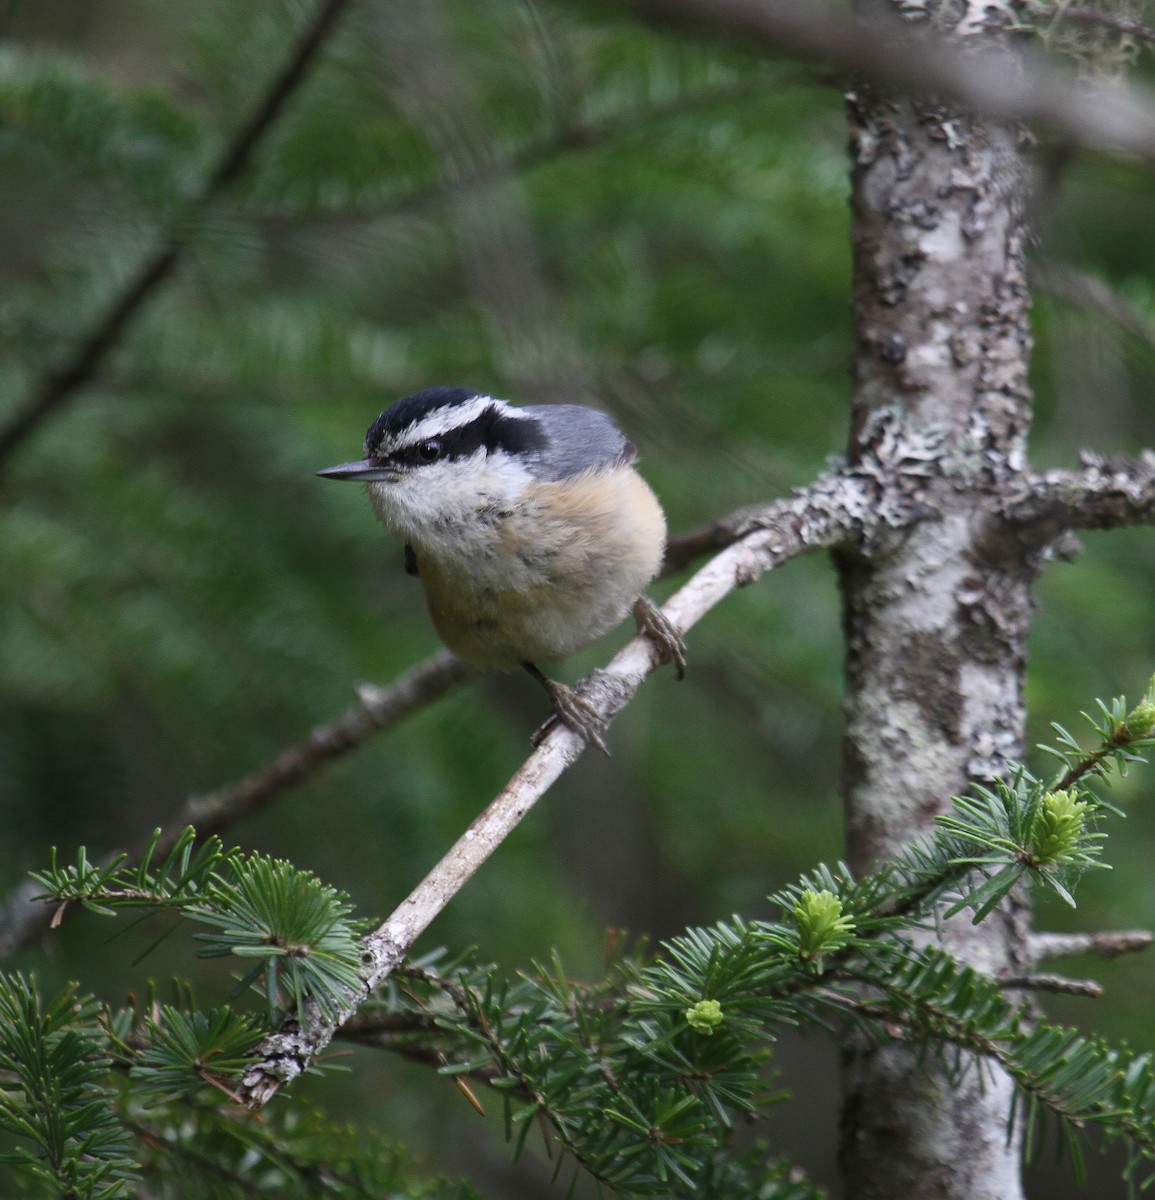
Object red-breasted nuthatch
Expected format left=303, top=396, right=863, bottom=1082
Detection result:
left=318, top=386, right=685, bottom=751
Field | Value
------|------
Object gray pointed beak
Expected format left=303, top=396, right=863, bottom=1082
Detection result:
left=317, top=459, right=398, bottom=482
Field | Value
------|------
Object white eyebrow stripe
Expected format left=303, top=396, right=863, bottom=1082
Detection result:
left=391, top=395, right=534, bottom=449
left=395, top=396, right=494, bottom=447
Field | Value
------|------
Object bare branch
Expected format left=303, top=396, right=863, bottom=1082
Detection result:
left=1029, top=929, right=1154, bottom=962
left=1003, top=451, right=1155, bottom=538
left=997, top=972, right=1104, bottom=998
left=0, top=0, right=356, bottom=474
left=237, top=467, right=878, bottom=1106
left=617, top=0, right=1155, bottom=161
left=339, top=1010, right=442, bottom=1040
left=264, top=72, right=816, bottom=230
left=662, top=501, right=793, bottom=575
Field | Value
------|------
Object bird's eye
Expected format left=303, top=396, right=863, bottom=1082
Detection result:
left=416, top=439, right=442, bottom=463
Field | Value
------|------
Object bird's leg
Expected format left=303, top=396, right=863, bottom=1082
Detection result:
left=523, top=662, right=611, bottom=756
left=632, top=596, right=687, bottom=680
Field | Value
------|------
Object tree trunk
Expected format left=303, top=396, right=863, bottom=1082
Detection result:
left=838, top=3, right=1037, bottom=1196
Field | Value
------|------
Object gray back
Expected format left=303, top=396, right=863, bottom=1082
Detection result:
left=523, top=405, right=636, bottom=482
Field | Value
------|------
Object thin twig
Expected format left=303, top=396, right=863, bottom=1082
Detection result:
left=0, top=0, right=357, bottom=473
left=261, top=72, right=820, bottom=228
left=662, top=501, right=800, bottom=575
left=997, top=972, right=1104, bottom=998
left=237, top=468, right=877, bottom=1105
left=1029, top=929, right=1154, bottom=962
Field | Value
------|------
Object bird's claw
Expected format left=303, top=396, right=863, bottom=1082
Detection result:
left=531, top=681, right=611, bottom=756
left=632, top=596, right=687, bottom=680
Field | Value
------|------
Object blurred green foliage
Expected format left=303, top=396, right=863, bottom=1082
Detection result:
left=1, top=0, right=1154, bottom=1195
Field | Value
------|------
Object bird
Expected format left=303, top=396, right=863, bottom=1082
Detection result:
left=318, top=386, right=685, bottom=752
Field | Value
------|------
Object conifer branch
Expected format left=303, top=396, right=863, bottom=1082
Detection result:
left=0, top=0, right=356, bottom=474
left=19, top=682, right=1152, bottom=1189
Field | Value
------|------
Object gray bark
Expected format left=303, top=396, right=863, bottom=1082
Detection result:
left=838, top=3, right=1038, bottom=1196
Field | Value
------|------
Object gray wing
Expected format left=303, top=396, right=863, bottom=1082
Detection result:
left=521, top=404, right=636, bottom=482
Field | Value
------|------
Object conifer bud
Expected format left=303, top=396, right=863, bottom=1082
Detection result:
left=1125, top=701, right=1155, bottom=741
left=684, top=999, right=724, bottom=1035
left=794, top=888, right=855, bottom=964
left=1029, top=789, right=1091, bottom=865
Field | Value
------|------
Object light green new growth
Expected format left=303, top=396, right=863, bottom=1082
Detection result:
left=793, top=888, right=856, bottom=965
left=685, top=998, right=725, bottom=1034
left=1126, top=702, right=1155, bottom=741
left=1029, top=789, right=1093, bottom=865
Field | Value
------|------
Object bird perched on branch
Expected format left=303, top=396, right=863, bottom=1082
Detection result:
left=319, top=386, right=685, bottom=752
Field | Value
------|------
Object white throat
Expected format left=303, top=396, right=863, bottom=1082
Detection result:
left=367, top=451, right=532, bottom=549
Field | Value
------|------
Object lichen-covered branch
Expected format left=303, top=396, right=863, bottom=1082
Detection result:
left=1004, top=452, right=1155, bottom=540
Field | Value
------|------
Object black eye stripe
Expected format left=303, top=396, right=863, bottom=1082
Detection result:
left=383, top=405, right=546, bottom=468
left=389, top=437, right=446, bottom=468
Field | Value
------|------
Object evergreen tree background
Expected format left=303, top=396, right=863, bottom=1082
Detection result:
left=2, top=1, right=1155, bottom=1196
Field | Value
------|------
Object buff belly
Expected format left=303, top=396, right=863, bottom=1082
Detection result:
left=412, top=467, right=666, bottom=669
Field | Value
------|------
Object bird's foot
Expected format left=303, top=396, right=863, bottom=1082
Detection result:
left=632, top=596, right=687, bottom=680
left=528, top=675, right=611, bottom=756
